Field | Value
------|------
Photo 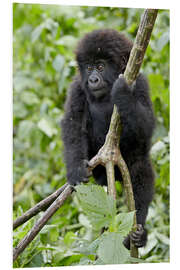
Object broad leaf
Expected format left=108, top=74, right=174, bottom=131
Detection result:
left=116, top=211, right=135, bottom=236
left=97, top=232, right=130, bottom=264
left=76, top=184, right=116, bottom=230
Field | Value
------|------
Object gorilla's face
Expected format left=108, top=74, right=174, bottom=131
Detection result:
left=81, top=59, right=119, bottom=99
left=86, top=60, right=108, bottom=98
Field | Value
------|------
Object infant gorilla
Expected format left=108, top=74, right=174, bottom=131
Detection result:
left=61, top=29, right=155, bottom=249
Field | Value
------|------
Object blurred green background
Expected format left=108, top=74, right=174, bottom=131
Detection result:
left=13, top=4, right=169, bottom=267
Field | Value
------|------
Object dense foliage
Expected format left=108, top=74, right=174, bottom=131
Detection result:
left=13, top=4, right=169, bottom=267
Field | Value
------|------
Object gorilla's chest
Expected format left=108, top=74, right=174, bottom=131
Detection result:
left=88, top=102, right=113, bottom=149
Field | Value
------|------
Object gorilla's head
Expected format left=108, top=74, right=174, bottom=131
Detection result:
left=75, top=29, right=133, bottom=99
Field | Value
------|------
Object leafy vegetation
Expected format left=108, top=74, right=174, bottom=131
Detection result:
left=13, top=4, right=169, bottom=267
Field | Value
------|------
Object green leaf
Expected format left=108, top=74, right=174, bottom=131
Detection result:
left=58, top=254, right=84, bottom=266
left=156, top=31, right=169, bottom=52
left=149, top=74, right=169, bottom=106
left=43, top=18, right=58, bottom=35
left=94, top=257, right=106, bottom=265
left=87, top=238, right=101, bottom=254
left=64, top=232, right=76, bottom=246
left=52, top=54, right=65, bottom=72
left=116, top=211, right=135, bottom=236
left=97, top=232, right=130, bottom=264
left=21, top=91, right=39, bottom=106
left=49, top=226, right=59, bottom=242
left=31, top=24, right=44, bottom=42
left=37, top=118, right=58, bottom=137
left=139, top=233, right=158, bottom=256
left=155, top=232, right=169, bottom=245
left=76, top=184, right=116, bottom=230
left=13, top=103, right=28, bottom=118
left=78, top=238, right=101, bottom=255
left=17, top=120, right=35, bottom=140
left=79, top=257, right=95, bottom=265
left=55, top=35, right=77, bottom=49
left=151, top=140, right=166, bottom=158
left=14, top=74, right=38, bottom=93
left=31, top=18, right=58, bottom=42
left=78, top=213, right=92, bottom=228
left=26, top=253, right=44, bottom=268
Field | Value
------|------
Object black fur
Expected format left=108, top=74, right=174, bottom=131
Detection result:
left=61, top=29, right=155, bottom=249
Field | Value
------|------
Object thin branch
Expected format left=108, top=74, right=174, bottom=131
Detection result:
left=13, top=183, right=68, bottom=230
left=124, top=9, right=158, bottom=86
left=106, top=161, right=116, bottom=199
left=13, top=184, right=73, bottom=262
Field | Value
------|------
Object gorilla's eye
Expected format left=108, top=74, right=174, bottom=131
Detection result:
left=87, top=65, right=93, bottom=72
left=97, top=63, right=104, bottom=72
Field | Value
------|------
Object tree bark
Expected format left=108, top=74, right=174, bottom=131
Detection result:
left=13, top=183, right=68, bottom=230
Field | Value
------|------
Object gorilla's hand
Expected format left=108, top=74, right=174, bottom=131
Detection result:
left=111, top=74, right=135, bottom=96
left=123, top=224, right=147, bottom=250
left=111, top=74, right=136, bottom=113
left=68, top=159, right=92, bottom=186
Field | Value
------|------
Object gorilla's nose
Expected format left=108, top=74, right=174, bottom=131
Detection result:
left=88, top=75, right=101, bottom=89
left=89, top=75, right=99, bottom=84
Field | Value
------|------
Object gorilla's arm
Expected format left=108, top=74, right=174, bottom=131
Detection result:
left=111, top=74, right=155, bottom=147
left=112, top=74, right=155, bottom=249
left=61, top=79, right=89, bottom=185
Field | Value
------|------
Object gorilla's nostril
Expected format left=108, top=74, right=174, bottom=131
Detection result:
left=89, top=75, right=100, bottom=84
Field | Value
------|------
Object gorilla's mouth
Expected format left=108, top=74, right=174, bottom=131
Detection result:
left=91, top=87, right=108, bottom=98
left=93, top=87, right=104, bottom=92
left=92, top=83, right=108, bottom=92
left=87, top=81, right=108, bottom=98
